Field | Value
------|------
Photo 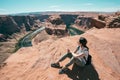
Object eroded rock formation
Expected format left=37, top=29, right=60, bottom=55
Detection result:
left=0, top=16, right=20, bottom=35
left=0, top=16, right=41, bottom=36
left=91, top=18, right=106, bottom=28
left=74, top=16, right=106, bottom=30
left=108, top=16, right=120, bottom=28
left=45, top=15, right=66, bottom=36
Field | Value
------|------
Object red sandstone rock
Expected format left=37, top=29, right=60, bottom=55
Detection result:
left=0, top=28, right=120, bottom=80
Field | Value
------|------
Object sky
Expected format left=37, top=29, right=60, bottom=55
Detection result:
left=0, top=0, right=120, bottom=14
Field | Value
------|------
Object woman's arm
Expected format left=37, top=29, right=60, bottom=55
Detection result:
left=72, top=52, right=85, bottom=58
left=77, top=53, right=86, bottom=58
left=67, top=46, right=79, bottom=53
left=74, top=46, right=80, bottom=53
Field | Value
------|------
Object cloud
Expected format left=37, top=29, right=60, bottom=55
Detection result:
left=83, top=3, right=93, bottom=6
left=0, top=8, right=7, bottom=11
left=0, top=8, right=9, bottom=14
left=49, top=5, right=60, bottom=8
left=48, top=5, right=61, bottom=11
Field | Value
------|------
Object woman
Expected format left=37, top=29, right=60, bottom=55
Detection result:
left=51, top=37, right=89, bottom=74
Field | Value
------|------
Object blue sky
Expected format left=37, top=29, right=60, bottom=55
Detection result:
left=0, top=0, right=120, bottom=14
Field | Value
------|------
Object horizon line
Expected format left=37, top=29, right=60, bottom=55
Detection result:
left=0, top=10, right=118, bottom=15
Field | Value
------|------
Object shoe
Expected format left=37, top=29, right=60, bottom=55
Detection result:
left=59, top=67, right=68, bottom=74
left=51, top=63, right=61, bottom=68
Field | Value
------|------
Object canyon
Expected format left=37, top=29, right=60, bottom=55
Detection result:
left=0, top=12, right=120, bottom=80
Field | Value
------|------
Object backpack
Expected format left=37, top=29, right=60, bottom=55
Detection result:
left=85, top=54, right=92, bottom=65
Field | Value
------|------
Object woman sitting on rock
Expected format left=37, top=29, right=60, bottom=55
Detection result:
left=51, top=37, right=89, bottom=74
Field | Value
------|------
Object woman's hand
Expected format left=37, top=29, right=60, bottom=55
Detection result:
left=67, top=49, right=71, bottom=53
left=71, top=53, right=77, bottom=58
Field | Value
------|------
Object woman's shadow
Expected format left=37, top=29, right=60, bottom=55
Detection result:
left=64, top=63, right=100, bottom=80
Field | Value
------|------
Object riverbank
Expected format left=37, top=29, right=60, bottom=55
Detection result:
left=0, top=32, right=30, bottom=64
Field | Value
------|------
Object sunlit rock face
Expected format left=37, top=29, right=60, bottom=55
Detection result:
left=91, top=18, right=106, bottom=28
left=74, top=16, right=106, bottom=30
left=0, top=28, right=120, bottom=80
left=45, top=15, right=66, bottom=36
left=75, top=16, right=92, bottom=29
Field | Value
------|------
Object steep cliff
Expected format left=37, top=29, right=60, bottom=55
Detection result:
left=60, top=14, right=79, bottom=26
left=0, top=16, right=20, bottom=35
left=108, top=16, right=120, bottom=28
left=98, top=12, right=120, bottom=28
left=0, top=16, right=40, bottom=36
left=45, top=15, right=66, bottom=36
left=91, top=18, right=106, bottom=28
left=12, top=16, right=39, bottom=31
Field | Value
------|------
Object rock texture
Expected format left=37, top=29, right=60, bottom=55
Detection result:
left=74, top=16, right=92, bottom=30
left=0, top=28, right=120, bottom=80
left=108, top=16, right=120, bottom=28
left=74, top=16, right=106, bottom=30
left=0, top=16, right=40, bottom=36
left=45, top=15, right=66, bottom=36
left=98, top=12, right=120, bottom=28
left=12, top=16, right=39, bottom=31
left=91, top=18, right=106, bottom=28
left=37, top=15, right=50, bottom=22
left=47, top=15, right=64, bottom=25
left=1, top=13, right=117, bottom=36
left=0, top=34, right=7, bottom=41
left=0, top=16, right=20, bottom=35
left=98, top=15, right=108, bottom=21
